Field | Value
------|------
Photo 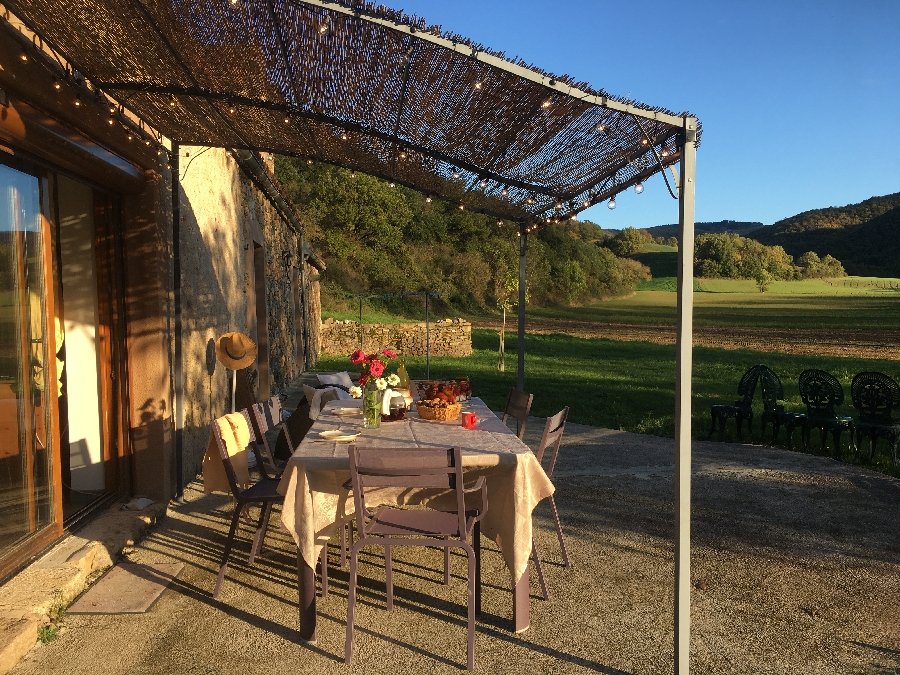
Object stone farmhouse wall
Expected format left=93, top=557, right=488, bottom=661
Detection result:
left=320, top=319, right=472, bottom=358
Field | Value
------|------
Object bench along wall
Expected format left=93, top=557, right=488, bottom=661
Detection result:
left=320, top=319, right=472, bottom=358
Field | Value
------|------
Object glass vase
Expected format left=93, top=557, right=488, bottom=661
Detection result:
left=362, top=380, right=383, bottom=429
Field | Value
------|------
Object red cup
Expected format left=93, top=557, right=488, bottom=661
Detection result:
left=461, top=412, right=478, bottom=429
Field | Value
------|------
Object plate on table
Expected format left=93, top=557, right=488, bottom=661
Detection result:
left=318, top=430, right=361, bottom=442
left=330, top=407, right=362, bottom=416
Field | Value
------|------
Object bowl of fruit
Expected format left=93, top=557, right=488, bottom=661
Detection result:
left=415, top=381, right=463, bottom=421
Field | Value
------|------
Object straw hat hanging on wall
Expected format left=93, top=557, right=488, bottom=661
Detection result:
left=215, top=332, right=257, bottom=370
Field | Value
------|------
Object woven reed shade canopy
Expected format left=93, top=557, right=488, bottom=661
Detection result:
left=6, top=0, right=700, bottom=223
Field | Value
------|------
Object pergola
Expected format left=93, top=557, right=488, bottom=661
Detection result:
left=5, top=0, right=699, bottom=670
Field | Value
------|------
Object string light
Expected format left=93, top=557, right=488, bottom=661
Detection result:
left=73, top=94, right=82, bottom=107
left=596, top=124, right=606, bottom=133
left=661, top=149, right=669, bottom=157
left=425, top=196, right=432, bottom=203
left=452, top=169, right=460, bottom=179
left=145, top=138, right=151, bottom=146
left=458, top=203, right=465, bottom=210
left=389, top=182, right=395, bottom=188
left=542, top=99, right=551, bottom=108
left=228, top=104, right=236, bottom=114
left=126, top=131, right=134, bottom=142
left=307, top=159, right=313, bottom=164
left=526, top=196, right=534, bottom=204
left=350, top=172, right=356, bottom=178
left=607, top=197, right=616, bottom=210
left=501, top=188, right=508, bottom=197
left=641, top=138, right=649, bottom=145
left=583, top=200, right=590, bottom=207
left=107, top=115, right=115, bottom=126
left=52, top=78, right=61, bottom=91
left=283, top=116, right=290, bottom=124
left=497, top=220, right=502, bottom=226
left=474, top=81, right=483, bottom=90
left=169, top=98, right=176, bottom=108
left=19, top=52, right=28, bottom=62
left=479, top=179, right=487, bottom=188
left=634, top=182, right=644, bottom=194
left=399, top=151, right=407, bottom=159
left=555, top=201, right=562, bottom=210
left=341, top=132, right=348, bottom=140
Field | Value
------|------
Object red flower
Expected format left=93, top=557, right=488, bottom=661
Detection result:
left=369, top=360, right=385, bottom=378
left=382, top=348, right=397, bottom=359
left=366, top=353, right=378, bottom=362
left=358, top=373, right=369, bottom=386
left=350, top=349, right=366, bottom=365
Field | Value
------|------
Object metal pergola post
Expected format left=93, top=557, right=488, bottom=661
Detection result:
left=674, top=117, right=697, bottom=674
left=517, top=223, right=527, bottom=393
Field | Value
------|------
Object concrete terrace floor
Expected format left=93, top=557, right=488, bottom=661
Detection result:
left=12, top=421, right=900, bottom=674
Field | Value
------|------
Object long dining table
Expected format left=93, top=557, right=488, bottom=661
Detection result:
left=277, top=396, right=554, bottom=642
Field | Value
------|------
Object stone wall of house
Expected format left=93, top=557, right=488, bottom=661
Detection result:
left=177, top=148, right=308, bottom=485
left=320, top=319, right=472, bottom=358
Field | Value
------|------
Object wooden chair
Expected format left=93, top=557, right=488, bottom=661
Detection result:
left=851, top=371, right=900, bottom=466
left=345, top=446, right=488, bottom=670
left=798, top=369, right=857, bottom=460
left=502, top=388, right=533, bottom=439
left=530, top=407, right=570, bottom=601
left=248, top=395, right=295, bottom=479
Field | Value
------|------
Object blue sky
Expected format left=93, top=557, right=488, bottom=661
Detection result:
left=395, top=0, right=900, bottom=229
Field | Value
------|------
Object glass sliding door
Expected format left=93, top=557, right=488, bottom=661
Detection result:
left=0, top=164, right=54, bottom=560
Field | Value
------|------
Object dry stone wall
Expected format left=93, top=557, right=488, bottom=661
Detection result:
left=320, top=319, right=472, bottom=358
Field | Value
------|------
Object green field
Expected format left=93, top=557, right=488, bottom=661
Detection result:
left=317, top=329, right=900, bottom=478
left=530, top=281, right=900, bottom=330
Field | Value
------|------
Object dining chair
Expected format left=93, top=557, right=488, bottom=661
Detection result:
left=502, top=388, right=534, bottom=439
left=345, top=445, right=488, bottom=671
left=211, top=411, right=332, bottom=599
left=248, top=395, right=295, bottom=479
left=530, top=406, right=570, bottom=601
left=798, top=368, right=857, bottom=460
left=210, top=412, right=283, bottom=599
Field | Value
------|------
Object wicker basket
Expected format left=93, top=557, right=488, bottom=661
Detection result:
left=415, top=401, right=462, bottom=421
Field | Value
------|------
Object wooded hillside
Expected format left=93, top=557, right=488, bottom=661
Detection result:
left=274, top=157, right=649, bottom=313
left=749, top=193, right=900, bottom=276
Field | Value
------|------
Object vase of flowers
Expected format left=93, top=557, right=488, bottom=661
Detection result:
left=350, top=348, right=401, bottom=428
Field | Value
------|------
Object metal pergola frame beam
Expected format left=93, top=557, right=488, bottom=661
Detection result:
left=294, top=0, right=687, bottom=128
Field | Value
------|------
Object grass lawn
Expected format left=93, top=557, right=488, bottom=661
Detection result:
left=316, top=328, right=900, bottom=478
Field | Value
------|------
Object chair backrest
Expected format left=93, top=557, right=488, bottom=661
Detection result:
left=534, top=406, right=569, bottom=478
left=211, top=412, right=257, bottom=496
left=348, top=446, right=467, bottom=542
left=502, top=388, right=534, bottom=439
left=757, top=365, right=784, bottom=410
left=734, top=365, right=762, bottom=406
left=250, top=396, right=294, bottom=469
left=799, top=369, right=844, bottom=417
left=851, top=371, right=900, bottom=424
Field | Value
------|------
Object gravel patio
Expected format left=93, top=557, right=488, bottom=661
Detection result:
left=12, top=421, right=900, bottom=674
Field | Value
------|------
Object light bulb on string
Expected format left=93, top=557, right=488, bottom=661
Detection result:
left=73, top=94, right=82, bottom=107
left=634, top=182, right=644, bottom=194
left=283, top=116, right=290, bottom=124
left=583, top=200, right=590, bottom=208
left=19, top=52, right=28, bottom=62
left=53, top=78, right=61, bottom=90
left=474, top=81, right=483, bottom=90
left=107, top=115, right=115, bottom=126
left=389, top=182, right=395, bottom=188
left=452, top=169, right=460, bottom=179
left=341, top=132, right=348, bottom=140
left=607, top=197, right=616, bottom=210
left=229, top=104, right=236, bottom=114
left=479, top=179, right=487, bottom=188
left=350, top=172, right=356, bottom=178
left=501, top=188, right=508, bottom=197
left=399, top=151, right=407, bottom=160
left=542, top=99, right=551, bottom=109
left=425, top=196, right=432, bottom=203
left=661, top=149, right=669, bottom=157
left=458, top=203, right=464, bottom=210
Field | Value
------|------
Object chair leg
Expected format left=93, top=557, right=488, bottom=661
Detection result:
left=248, top=502, right=273, bottom=566
left=474, top=521, right=482, bottom=615
left=532, top=539, right=550, bottom=601
left=320, top=544, right=329, bottom=597
left=214, top=504, right=243, bottom=598
left=340, top=523, right=348, bottom=568
left=345, top=545, right=360, bottom=664
left=708, top=410, right=716, bottom=439
left=548, top=495, right=570, bottom=567
left=466, top=544, right=476, bottom=671
left=444, top=536, right=451, bottom=585
left=385, top=544, right=393, bottom=610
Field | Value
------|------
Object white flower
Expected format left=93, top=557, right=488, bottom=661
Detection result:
left=375, top=377, right=388, bottom=390
left=387, top=373, right=400, bottom=386
left=348, top=386, right=362, bottom=399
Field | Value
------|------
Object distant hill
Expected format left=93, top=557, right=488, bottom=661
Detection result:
left=646, top=220, right=763, bottom=239
left=749, top=193, right=900, bottom=277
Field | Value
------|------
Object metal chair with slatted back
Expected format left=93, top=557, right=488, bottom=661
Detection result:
left=249, top=396, right=294, bottom=479
left=345, top=446, right=488, bottom=671
left=530, top=406, right=570, bottom=601
left=210, top=413, right=283, bottom=598
left=502, top=388, right=534, bottom=439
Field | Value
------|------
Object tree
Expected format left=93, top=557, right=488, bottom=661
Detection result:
left=604, top=227, right=646, bottom=257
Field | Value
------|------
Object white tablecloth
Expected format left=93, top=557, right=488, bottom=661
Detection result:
left=277, top=397, right=554, bottom=584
